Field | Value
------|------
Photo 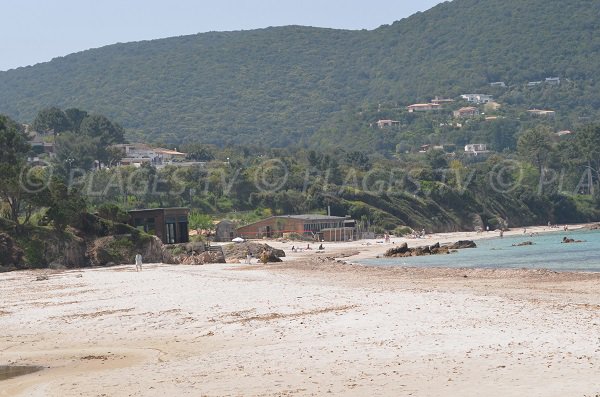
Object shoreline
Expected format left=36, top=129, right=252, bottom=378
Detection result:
left=245, top=222, right=593, bottom=265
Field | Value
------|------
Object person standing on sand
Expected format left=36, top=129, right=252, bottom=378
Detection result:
left=135, top=253, right=143, bottom=272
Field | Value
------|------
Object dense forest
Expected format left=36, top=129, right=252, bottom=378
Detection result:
left=0, top=0, right=598, bottom=148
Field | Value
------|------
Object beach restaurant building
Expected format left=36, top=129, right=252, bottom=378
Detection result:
left=128, top=208, right=190, bottom=244
left=236, top=214, right=356, bottom=241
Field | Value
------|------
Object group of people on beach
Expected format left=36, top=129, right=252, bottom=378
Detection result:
left=291, top=243, right=324, bottom=252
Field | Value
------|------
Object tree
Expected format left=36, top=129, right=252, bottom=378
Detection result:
left=517, top=126, right=553, bottom=172
left=64, top=108, right=89, bottom=133
left=426, top=149, right=448, bottom=170
left=54, top=132, right=100, bottom=172
left=45, top=179, right=87, bottom=232
left=32, top=107, right=72, bottom=134
left=574, top=124, right=600, bottom=194
left=183, top=143, right=216, bottom=161
left=0, top=115, right=32, bottom=228
left=345, top=151, right=371, bottom=171
left=188, top=211, right=213, bottom=231
left=79, top=114, right=125, bottom=147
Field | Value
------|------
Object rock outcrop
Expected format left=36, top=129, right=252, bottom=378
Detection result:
left=259, top=250, right=283, bottom=264
left=88, top=235, right=174, bottom=266
left=223, top=242, right=285, bottom=262
left=175, top=250, right=226, bottom=265
left=512, top=241, right=534, bottom=247
left=562, top=236, right=584, bottom=244
left=446, top=240, right=478, bottom=249
left=384, top=240, right=476, bottom=258
left=0, top=233, right=25, bottom=268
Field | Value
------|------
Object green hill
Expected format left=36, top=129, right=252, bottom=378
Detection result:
left=0, top=0, right=598, bottom=147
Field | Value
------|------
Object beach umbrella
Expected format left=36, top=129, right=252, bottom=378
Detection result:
left=232, top=237, right=245, bottom=243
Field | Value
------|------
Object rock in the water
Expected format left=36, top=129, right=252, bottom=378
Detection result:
left=562, top=236, right=584, bottom=244
left=447, top=240, right=477, bottom=249
left=384, top=242, right=409, bottom=257
left=384, top=240, right=476, bottom=257
left=512, top=241, right=534, bottom=247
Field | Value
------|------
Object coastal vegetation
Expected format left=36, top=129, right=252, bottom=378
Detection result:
left=2, top=0, right=600, bottom=269
left=2, top=107, right=600, bottom=271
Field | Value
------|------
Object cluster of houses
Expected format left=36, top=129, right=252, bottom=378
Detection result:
left=374, top=87, right=567, bottom=158
left=376, top=76, right=563, bottom=130
left=26, top=129, right=190, bottom=169
left=375, top=93, right=498, bottom=130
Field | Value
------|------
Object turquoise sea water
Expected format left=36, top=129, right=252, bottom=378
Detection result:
left=359, top=230, right=600, bottom=272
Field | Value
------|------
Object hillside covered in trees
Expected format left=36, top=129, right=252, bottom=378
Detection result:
left=0, top=0, right=598, bottom=148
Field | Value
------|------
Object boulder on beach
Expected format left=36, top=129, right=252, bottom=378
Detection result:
left=0, top=233, right=25, bottom=268
left=259, top=250, right=283, bottom=264
left=223, top=242, right=285, bottom=261
left=176, top=250, right=226, bottom=265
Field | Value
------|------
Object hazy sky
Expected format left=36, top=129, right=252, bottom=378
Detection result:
left=1, top=0, right=445, bottom=71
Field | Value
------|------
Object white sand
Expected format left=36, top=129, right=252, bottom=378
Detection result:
left=1, top=225, right=599, bottom=396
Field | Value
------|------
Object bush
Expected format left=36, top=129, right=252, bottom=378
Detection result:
left=393, top=226, right=413, bottom=236
left=169, top=245, right=187, bottom=256
left=190, top=234, right=205, bottom=243
left=21, top=239, right=46, bottom=268
left=96, top=203, right=129, bottom=223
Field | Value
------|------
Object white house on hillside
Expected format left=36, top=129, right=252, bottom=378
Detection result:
left=112, top=143, right=186, bottom=166
left=464, top=143, right=489, bottom=155
left=407, top=103, right=441, bottom=112
left=460, top=94, right=493, bottom=104
left=376, top=119, right=400, bottom=128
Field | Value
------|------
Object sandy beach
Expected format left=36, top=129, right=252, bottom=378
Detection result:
left=1, top=226, right=599, bottom=396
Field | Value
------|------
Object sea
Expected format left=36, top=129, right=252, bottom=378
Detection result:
left=359, top=229, right=600, bottom=272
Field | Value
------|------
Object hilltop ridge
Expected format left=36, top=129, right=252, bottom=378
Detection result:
left=0, top=0, right=598, bottom=147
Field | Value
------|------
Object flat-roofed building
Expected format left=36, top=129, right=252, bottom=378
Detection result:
left=236, top=214, right=356, bottom=241
left=128, top=208, right=190, bottom=244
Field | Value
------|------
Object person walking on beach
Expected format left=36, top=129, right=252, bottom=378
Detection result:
left=135, top=253, right=143, bottom=272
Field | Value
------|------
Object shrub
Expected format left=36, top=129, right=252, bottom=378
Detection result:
left=96, top=203, right=129, bottom=223
left=393, top=226, right=413, bottom=236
